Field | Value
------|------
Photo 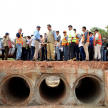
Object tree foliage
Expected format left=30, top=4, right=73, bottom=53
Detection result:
left=90, top=27, right=108, bottom=39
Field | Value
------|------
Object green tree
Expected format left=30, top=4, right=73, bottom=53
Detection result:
left=90, top=27, right=108, bottom=39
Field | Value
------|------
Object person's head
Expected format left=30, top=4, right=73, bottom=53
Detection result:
left=18, top=28, right=22, bottom=34
left=5, top=33, right=9, bottom=36
left=27, top=36, right=31, bottom=39
left=103, top=38, right=106, bottom=42
left=82, top=26, right=86, bottom=32
left=47, top=24, right=51, bottom=31
left=56, top=31, right=59, bottom=35
left=89, top=32, right=93, bottom=37
left=63, top=31, right=67, bottom=36
left=44, top=33, right=47, bottom=37
left=93, top=29, right=98, bottom=34
left=68, top=25, right=73, bottom=30
left=37, top=26, right=41, bottom=31
left=73, top=29, right=76, bottom=33
left=40, top=35, right=43, bottom=39
left=31, top=35, right=34, bottom=37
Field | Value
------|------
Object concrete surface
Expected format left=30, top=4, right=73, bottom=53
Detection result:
left=0, top=61, right=107, bottom=107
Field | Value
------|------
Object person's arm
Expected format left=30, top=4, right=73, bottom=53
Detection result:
left=84, top=32, right=88, bottom=44
left=8, top=37, right=14, bottom=44
left=53, top=30, right=57, bottom=45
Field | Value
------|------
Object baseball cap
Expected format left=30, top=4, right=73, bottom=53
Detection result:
left=5, top=33, right=9, bottom=35
left=93, top=29, right=98, bottom=32
left=63, top=31, right=67, bottom=33
left=37, top=26, right=41, bottom=28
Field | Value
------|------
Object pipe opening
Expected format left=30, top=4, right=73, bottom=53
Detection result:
left=39, top=77, right=66, bottom=103
left=2, top=77, right=30, bottom=104
left=75, top=77, right=103, bottom=104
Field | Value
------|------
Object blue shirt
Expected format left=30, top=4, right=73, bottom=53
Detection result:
left=89, top=36, right=94, bottom=48
left=34, top=30, right=40, bottom=40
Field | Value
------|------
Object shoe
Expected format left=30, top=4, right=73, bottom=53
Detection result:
left=16, top=59, right=21, bottom=61
left=47, top=59, right=50, bottom=61
left=51, top=59, right=55, bottom=61
left=73, top=58, right=76, bottom=61
left=68, top=59, right=73, bottom=61
left=97, top=59, right=101, bottom=61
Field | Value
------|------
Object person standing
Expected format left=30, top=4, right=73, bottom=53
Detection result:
left=3, top=33, right=14, bottom=60
left=68, top=25, right=75, bottom=61
left=79, top=35, right=86, bottom=61
left=73, top=29, right=79, bottom=61
left=56, top=31, right=61, bottom=61
left=33, top=26, right=41, bottom=61
left=30, top=35, right=35, bottom=61
left=21, top=36, right=26, bottom=60
left=62, top=31, right=68, bottom=61
left=88, top=32, right=94, bottom=61
left=82, top=26, right=89, bottom=61
left=93, top=29, right=102, bottom=61
left=101, top=38, right=107, bottom=61
left=47, top=24, right=57, bottom=61
left=0, top=39, right=5, bottom=60
left=16, top=28, right=23, bottom=60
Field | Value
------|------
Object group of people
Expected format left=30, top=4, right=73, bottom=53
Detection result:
left=0, top=24, right=108, bottom=61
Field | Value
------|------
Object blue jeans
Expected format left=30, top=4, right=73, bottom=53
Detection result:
left=16, top=43, right=22, bottom=60
left=56, top=46, right=60, bottom=60
left=63, top=46, right=68, bottom=61
left=74, top=44, right=79, bottom=60
left=79, top=46, right=86, bottom=60
left=101, top=47, right=107, bottom=61
left=31, top=46, right=35, bottom=60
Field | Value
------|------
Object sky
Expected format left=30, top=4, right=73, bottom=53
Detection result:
left=0, top=0, right=108, bottom=39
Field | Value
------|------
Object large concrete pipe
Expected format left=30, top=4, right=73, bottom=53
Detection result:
left=1, top=74, right=33, bottom=105
left=74, top=75, right=104, bottom=104
left=36, top=74, right=70, bottom=104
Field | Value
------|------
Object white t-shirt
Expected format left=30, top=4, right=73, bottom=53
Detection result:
left=95, top=33, right=99, bottom=40
left=31, top=36, right=35, bottom=47
left=79, top=38, right=83, bottom=47
left=26, top=39, right=31, bottom=45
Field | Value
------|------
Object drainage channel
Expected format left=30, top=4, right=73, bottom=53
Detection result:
left=75, top=76, right=104, bottom=104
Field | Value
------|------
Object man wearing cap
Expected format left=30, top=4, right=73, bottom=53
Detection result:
left=3, top=33, right=14, bottom=60
left=68, top=25, right=76, bottom=61
left=101, top=38, right=107, bottom=61
left=55, top=31, right=61, bottom=61
left=33, top=26, right=41, bottom=61
left=47, top=24, right=57, bottom=61
left=16, top=28, right=23, bottom=60
left=93, top=29, right=102, bottom=61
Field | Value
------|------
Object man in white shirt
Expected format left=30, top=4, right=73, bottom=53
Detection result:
left=31, top=35, right=35, bottom=61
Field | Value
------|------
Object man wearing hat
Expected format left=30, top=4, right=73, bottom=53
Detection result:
left=33, top=26, right=41, bottom=61
left=101, top=37, right=107, bottom=61
left=93, top=29, right=102, bottom=61
left=55, top=31, right=61, bottom=61
left=3, top=33, right=14, bottom=60
left=68, top=25, right=75, bottom=61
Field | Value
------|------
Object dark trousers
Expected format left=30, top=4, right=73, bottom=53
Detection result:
left=25, top=48, right=31, bottom=60
left=74, top=44, right=79, bottom=60
left=21, top=47, right=26, bottom=60
left=60, top=50, right=63, bottom=61
left=31, top=46, right=35, bottom=60
left=2, top=50, right=5, bottom=60
left=79, top=46, right=86, bottom=60
left=63, top=46, right=68, bottom=61
left=5, top=46, right=9, bottom=60
left=41, top=47, right=47, bottom=61
left=69, top=42, right=75, bottom=59
left=41, top=47, right=44, bottom=61
left=88, top=47, right=94, bottom=61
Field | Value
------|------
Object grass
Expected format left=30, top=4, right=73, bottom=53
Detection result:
left=0, top=58, right=15, bottom=60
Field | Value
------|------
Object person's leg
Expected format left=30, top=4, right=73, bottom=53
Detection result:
left=97, top=44, right=101, bottom=60
left=47, top=43, right=50, bottom=60
left=41, top=47, right=44, bottom=61
left=68, top=43, right=71, bottom=60
left=75, top=44, right=79, bottom=61
left=79, top=47, right=84, bottom=60
left=71, top=42, right=75, bottom=59
left=31, top=46, right=35, bottom=60
left=50, top=43, right=55, bottom=60
left=101, top=47, right=104, bottom=61
left=5, top=46, right=8, bottom=60
left=2, top=50, right=5, bottom=60
left=103, top=50, right=107, bottom=61
left=56, top=46, right=60, bottom=61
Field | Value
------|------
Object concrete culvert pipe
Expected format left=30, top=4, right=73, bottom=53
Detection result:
left=74, top=76, right=104, bottom=104
left=38, top=75, right=69, bottom=104
left=1, top=76, right=32, bottom=105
